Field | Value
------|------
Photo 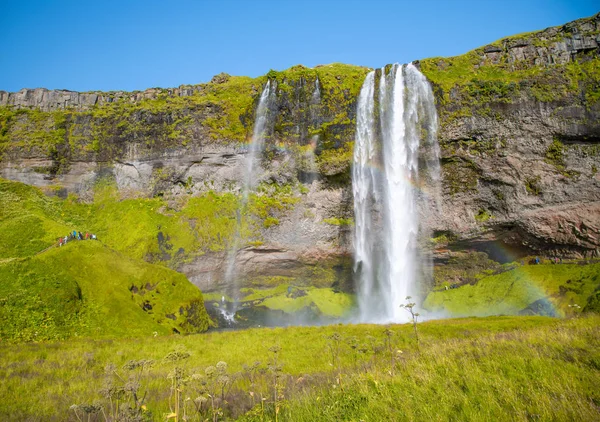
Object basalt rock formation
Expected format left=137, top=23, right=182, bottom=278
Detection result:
left=1, top=14, right=599, bottom=296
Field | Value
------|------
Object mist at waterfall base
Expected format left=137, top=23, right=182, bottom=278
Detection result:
left=216, top=65, right=440, bottom=328
left=353, top=63, right=440, bottom=324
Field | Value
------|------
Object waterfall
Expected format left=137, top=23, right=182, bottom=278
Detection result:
left=353, top=63, right=439, bottom=323
left=311, top=77, right=321, bottom=104
left=244, top=80, right=277, bottom=198
left=302, top=77, right=321, bottom=185
left=224, top=80, right=276, bottom=314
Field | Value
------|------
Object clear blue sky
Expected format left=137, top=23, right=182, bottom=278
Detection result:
left=0, top=0, right=597, bottom=92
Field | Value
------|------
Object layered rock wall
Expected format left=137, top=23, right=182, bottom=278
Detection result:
left=0, top=79, right=214, bottom=112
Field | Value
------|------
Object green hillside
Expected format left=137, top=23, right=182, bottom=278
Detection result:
left=0, top=179, right=71, bottom=259
left=0, top=177, right=301, bottom=266
left=0, top=179, right=211, bottom=342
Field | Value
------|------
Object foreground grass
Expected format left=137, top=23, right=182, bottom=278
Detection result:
left=1, top=315, right=598, bottom=421
left=286, top=316, right=600, bottom=422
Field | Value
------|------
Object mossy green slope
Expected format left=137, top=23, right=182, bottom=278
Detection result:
left=424, top=263, right=600, bottom=317
left=0, top=178, right=72, bottom=258
left=0, top=177, right=300, bottom=265
left=79, top=182, right=299, bottom=262
left=236, top=284, right=354, bottom=318
left=0, top=179, right=211, bottom=342
left=0, top=242, right=210, bottom=343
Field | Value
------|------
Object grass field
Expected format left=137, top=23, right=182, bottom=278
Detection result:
left=1, top=315, right=598, bottom=421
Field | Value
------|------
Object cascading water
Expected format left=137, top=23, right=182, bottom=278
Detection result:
left=224, top=80, right=277, bottom=318
left=353, top=63, right=440, bottom=323
left=304, top=77, right=321, bottom=184
left=311, top=77, right=321, bottom=104
left=244, top=79, right=277, bottom=198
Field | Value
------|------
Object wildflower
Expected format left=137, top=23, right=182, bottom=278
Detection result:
left=194, top=396, right=208, bottom=404
left=216, top=361, right=228, bottom=373
left=205, top=366, right=216, bottom=378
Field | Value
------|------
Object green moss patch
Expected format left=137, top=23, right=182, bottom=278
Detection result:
left=425, top=263, right=600, bottom=317
left=0, top=241, right=210, bottom=343
left=256, top=286, right=354, bottom=318
left=442, top=157, right=480, bottom=195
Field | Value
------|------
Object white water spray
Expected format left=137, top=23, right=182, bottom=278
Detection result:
left=244, top=80, right=277, bottom=197
left=353, top=64, right=440, bottom=323
left=225, top=80, right=277, bottom=308
left=311, top=77, right=321, bottom=104
left=303, top=77, right=321, bottom=184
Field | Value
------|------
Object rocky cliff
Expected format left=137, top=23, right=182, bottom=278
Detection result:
left=1, top=14, right=599, bottom=295
left=421, top=12, right=600, bottom=261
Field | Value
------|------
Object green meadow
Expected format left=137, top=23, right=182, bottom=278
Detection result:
left=0, top=315, right=598, bottom=421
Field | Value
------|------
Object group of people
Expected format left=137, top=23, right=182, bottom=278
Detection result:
left=533, top=256, right=563, bottom=265
left=58, top=230, right=97, bottom=247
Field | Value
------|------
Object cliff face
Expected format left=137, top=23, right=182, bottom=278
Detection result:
left=1, top=14, right=599, bottom=292
left=421, top=13, right=600, bottom=260
left=0, top=84, right=206, bottom=112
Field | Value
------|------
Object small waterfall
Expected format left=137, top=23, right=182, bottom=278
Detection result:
left=303, top=77, right=321, bottom=184
left=224, top=80, right=277, bottom=311
left=353, top=64, right=439, bottom=323
left=311, top=77, right=321, bottom=104
left=244, top=80, right=277, bottom=197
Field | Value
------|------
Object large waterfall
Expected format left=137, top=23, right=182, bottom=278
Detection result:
left=353, top=63, right=440, bottom=323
